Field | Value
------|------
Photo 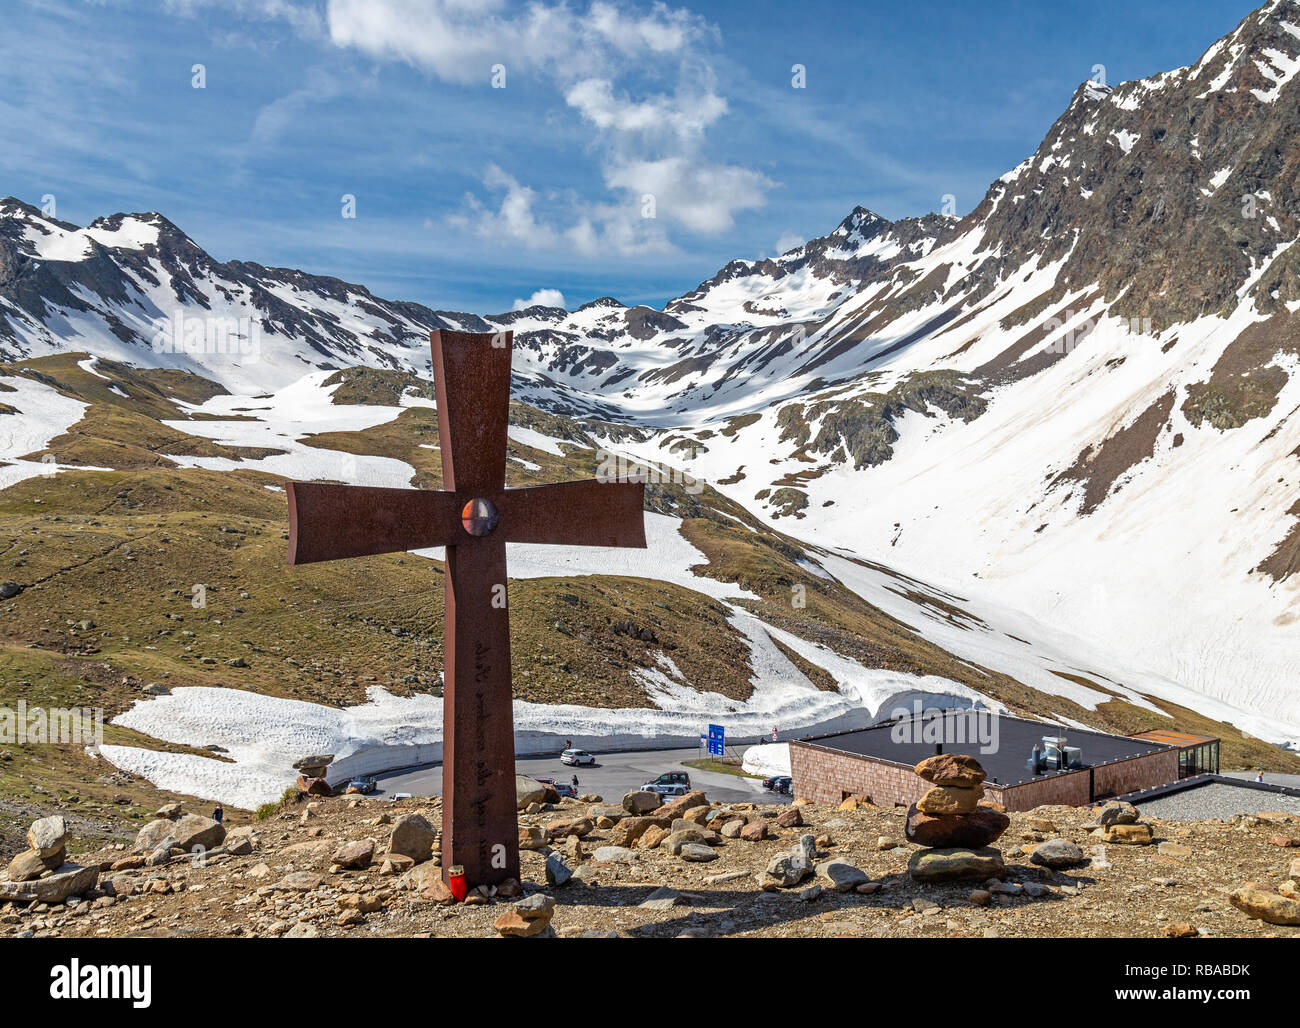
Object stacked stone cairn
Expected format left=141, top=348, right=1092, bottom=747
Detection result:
left=1086, top=800, right=1154, bottom=845
left=294, top=753, right=334, bottom=796
left=0, top=815, right=100, bottom=906
left=905, top=753, right=1010, bottom=882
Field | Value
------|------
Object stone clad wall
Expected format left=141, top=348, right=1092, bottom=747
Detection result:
left=792, top=741, right=1182, bottom=812
left=790, top=743, right=934, bottom=808
left=1091, top=749, right=1180, bottom=800
left=984, top=773, right=1091, bottom=810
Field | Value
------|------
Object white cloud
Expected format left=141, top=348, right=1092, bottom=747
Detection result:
left=774, top=231, right=805, bottom=255
left=512, top=288, right=566, bottom=311
left=310, top=0, right=770, bottom=255
left=450, top=164, right=557, bottom=249
left=322, top=0, right=705, bottom=84
left=605, top=155, right=770, bottom=234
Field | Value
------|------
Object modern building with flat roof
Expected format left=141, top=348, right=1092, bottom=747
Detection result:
left=790, top=710, right=1208, bottom=812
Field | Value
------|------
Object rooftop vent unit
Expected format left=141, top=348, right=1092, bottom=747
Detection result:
left=1026, top=735, right=1083, bottom=774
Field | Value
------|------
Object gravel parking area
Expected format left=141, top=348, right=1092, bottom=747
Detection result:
left=1136, top=781, right=1300, bottom=821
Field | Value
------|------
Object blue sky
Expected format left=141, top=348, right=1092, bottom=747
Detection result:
left=1, top=0, right=1262, bottom=313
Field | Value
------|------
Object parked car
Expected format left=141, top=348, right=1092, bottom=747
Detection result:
left=554, top=782, right=578, bottom=798
left=347, top=776, right=377, bottom=794
left=763, top=775, right=792, bottom=795
left=641, top=771, right=691, bottom=797
left=560, top=748, right=596, bottom=766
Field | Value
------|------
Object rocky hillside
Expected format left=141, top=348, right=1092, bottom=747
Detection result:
left=4, top=782, right=1300, bottom=939
left=2, top=0, right=1300, bottom=814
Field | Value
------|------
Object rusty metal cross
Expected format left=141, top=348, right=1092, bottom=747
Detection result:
left=284, top=330, right=646, bottom=888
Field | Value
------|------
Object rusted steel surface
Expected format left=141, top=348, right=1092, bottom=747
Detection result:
left=285, top=482, right=462, bottom=563
left=442, top=534, right=518, bottom=886
left=284, top=329, right=647, bottom=889
left=499, top=479, right=646, bottom=548
left=431, top=329, right=511, bottom=495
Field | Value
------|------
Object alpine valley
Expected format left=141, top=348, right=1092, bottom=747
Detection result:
left=2, top=1, right=1300, bottom=821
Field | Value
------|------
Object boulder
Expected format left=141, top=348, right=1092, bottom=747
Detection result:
left=640, top=887, right=705, bottom=909
left=720, top=820, right=745, bottom=839
left=1088, top=801, right=1139, bottom=828
left=705, top=810, right=746, bottom=833
left=591, top=846, right=639, bottom=864
left=774, top=806, right=804, bottom=828
left=739, top=820, right=769, bottom=842
left=816, top=860, right=870, bottom=892
left=5, top=850, right=47, bottom=883
left=1229, top=883, right=1300, bottom=926
left=764, top=853, right=812, bottom=888
left=637, top=825, right=670, bottom=850
left=1030, top=839, right=1086, bottom=869
left=293, top=753, right=335, bottom=770
left=908, top=847, right=1005, bottom=882
left=516, top=776, right=548, bottom=809
left=0, top=862, right=99, bottom=904
left=337, top=892, right=383, bottom=914
left=610, top=816, right=670, bottom=848
left=916, top=784, right=983, bottom=815
left=545, top=852, right=573, bottom=886
left=27, top=816, right=67, bottom=858
left=389, top=813, right=437, bottom=863
left=134, top=814, right=225, bottom=854
left=587, top=804, right=627, bottom=822
left=519, top=825, right=547, bottom=851
left=544, top=816, right=593, bottom=839
left=296, top=775, right=332, bottom=796
left=40, top=847, right=66, bottom=870
left=658, top=791, right=708, bottom=819
left=1091, top=823, right=1153, bottom=846
left=621, top=790, right=662, bottom=815
left=331, top=839, right=375, bottom=869
left=663, top=828, right=719, bottom=855
left=679, top=843, right=718, bottom=862
left=914, top=753, right=986, bottom=787
left=762, top=834, right=818, bottom=887
left=382, top=853, right=416, bottom=874
left=905, top=804, right=1008, bottom=848
left=155, top=803, right=183, bottom=819
left=494, top=894, right=556, bottom=938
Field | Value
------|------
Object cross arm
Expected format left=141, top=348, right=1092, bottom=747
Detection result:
left=285, top=481, right=463, bottom=564
left=500, top=479, right=647, bottom=548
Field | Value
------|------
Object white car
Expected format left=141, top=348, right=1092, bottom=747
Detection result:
left=560, top=748, right=596, bottom=766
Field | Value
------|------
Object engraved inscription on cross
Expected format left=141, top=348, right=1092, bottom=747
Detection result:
left=284, top=330, right=646, bottom=888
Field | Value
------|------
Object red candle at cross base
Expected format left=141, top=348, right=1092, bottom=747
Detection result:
left=447, top=864, right=467, bottom=902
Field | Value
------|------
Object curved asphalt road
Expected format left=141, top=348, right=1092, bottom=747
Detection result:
left=368, top=746, right=790, bottom=806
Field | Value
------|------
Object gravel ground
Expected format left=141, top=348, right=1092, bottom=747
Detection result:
left=15, top=792, right=1300, bottom=939
left=1136, top=781, right=1300, bottom=821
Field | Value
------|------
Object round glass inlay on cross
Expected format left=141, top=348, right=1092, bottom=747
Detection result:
left=460, top=497, right=499, bottom=537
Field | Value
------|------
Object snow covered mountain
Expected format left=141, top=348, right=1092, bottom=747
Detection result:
left=3, top=0, right=1300, bottom=783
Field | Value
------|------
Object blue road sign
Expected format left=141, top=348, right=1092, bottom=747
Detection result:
left=707, top=724, right=725, bottom=757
